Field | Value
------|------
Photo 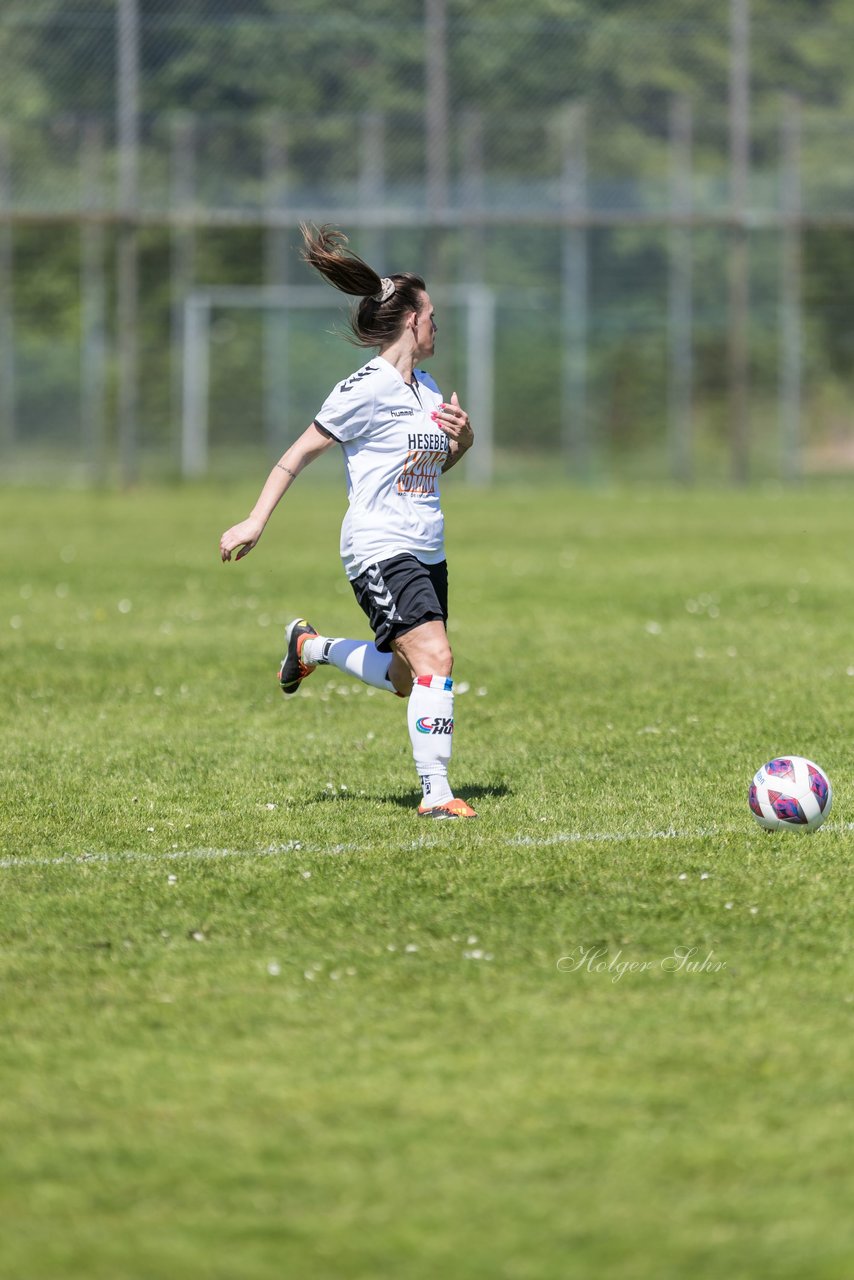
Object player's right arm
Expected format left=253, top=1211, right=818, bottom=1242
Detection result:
left=219, top=422, right=336, bottom=562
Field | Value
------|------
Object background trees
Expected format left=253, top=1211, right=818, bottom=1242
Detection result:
left=2, top=0, right=854, bottom=480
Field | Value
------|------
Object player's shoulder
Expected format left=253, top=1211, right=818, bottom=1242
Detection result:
left=335, top=360, right=386, bottom=397
left=414, top=368, right=442, bottom=397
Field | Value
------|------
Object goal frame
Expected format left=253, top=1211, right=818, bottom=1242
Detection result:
left=181, top=284, right=495, bottom=482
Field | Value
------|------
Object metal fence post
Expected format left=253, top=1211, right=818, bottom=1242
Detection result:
left=729, top=0, right=751, bottom=485
left=425, top=0, right=449, bottom=281
left=465, top=285, right=495, bottom=486
left=80, top=118, right=107, bottom=482
left=668, top=96, right=694, bottom=484
left=0, top=128, right=15, bottom=461
left=560, top=102, right=589, bottom=481
left=780, top=93, right=802, bottom=483
left=182, top=295, right=210, bottom=478
left=264, top=112, right=290, bottom=457
left=359, top=111, right=386, bottom=270
left=171, top=111, right=196, bottom=464
left=117, top=0, right=140, bottom=486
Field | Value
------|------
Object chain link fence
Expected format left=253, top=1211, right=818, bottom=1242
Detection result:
left=2, top=0, right=854, bottom=484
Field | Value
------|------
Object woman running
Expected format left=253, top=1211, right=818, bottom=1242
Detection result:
left=219, top=224, right=476, bottom=819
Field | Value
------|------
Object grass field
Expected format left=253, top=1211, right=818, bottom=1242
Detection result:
left=1, top=479, right=853, bottom=1279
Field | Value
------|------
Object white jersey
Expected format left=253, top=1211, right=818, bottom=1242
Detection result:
left=314, top=356, right=450, bottom=580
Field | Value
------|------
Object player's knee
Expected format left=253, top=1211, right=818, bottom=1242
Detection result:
left=430, top=642, right=453, bottom=677
left=409, top=643, right=452, bottom=678
left=393, top=625, right=453, bottom=679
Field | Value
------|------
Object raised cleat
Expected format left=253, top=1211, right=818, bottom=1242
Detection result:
left=417, top=797, right=478, bottom=819
left=278, top=618, right=318, bottom=695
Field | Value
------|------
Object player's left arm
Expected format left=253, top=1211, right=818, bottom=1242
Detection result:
left=433, top=392, right=474, bottom=472
left=219, top=423, right=335, bottom=562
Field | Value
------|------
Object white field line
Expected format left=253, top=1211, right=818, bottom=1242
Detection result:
left=2, top=821, right=853, bottom=870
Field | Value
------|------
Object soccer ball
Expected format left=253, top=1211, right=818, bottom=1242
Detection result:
left=748, top=756, right=832, bottom=832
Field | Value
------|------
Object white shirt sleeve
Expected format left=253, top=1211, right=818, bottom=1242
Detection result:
left=314, top=363, right=379, bottom=442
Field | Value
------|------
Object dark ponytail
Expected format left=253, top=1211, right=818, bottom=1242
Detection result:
left=299, top=222, right=426, bottom=350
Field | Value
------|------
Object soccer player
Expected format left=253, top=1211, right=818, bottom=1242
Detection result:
left=219, top=224, right=477, bottom=819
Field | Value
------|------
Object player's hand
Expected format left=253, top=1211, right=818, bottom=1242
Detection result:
left=432, top=391, right=473, bottom=451
left=220, top=517, right=264, bottom=562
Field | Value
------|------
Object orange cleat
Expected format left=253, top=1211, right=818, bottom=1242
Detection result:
left=278, top=618, right=318, bottom=695
left=417, top=797, right=478, bottom=819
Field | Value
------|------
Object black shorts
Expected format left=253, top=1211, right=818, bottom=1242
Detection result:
left=350, top=554, right=448, bottom=653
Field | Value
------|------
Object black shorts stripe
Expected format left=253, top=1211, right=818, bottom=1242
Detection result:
left=350, top=554, right=448, bottom=653
left=363, top=563, right=404, bottom=624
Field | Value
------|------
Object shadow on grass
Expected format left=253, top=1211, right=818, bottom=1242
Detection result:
left=381, top=782, right=512, bottom=810
left=306, top=783, right=511, bottom=809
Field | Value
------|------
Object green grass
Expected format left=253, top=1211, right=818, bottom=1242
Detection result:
left=1, top=480, right=853, bottom=1279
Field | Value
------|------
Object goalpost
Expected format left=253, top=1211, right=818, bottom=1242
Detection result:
left=181, top=284, right=496, bottom=483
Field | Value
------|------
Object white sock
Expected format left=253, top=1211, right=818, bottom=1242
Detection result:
left=407, top=675, right=455, bottom=807
left=302, top=634, right=395, bottom=693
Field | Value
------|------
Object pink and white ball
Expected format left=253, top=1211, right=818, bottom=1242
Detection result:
left=749, top=756, right=832, bottom=832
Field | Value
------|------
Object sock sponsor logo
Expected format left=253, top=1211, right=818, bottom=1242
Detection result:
left=416, top=716, right=455, bottom=735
